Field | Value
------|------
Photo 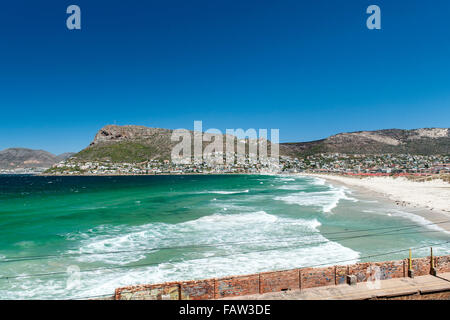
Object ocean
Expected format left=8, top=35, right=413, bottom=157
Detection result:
left=0, top=174, right=449, bottom=299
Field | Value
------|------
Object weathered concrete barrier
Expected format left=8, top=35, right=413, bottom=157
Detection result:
left=259, top=269, right=299, bottom=294
left=114, top=254, right=450, bottom=300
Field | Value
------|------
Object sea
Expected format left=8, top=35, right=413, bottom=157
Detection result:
left=0, top=174, right=449, bottom=299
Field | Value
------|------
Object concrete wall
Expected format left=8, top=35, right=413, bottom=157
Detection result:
left=300, top=266, right=335, bottom=289
left=435, top=255, right=450, bottom=273
left=114, top=254, right=450, bottom=300
left=115, top=282, right=180, bottom=300
left=259, top=269, right=300, bottom=293
left=180, top=279, right=215, bottom=300
left=349, top=259, right=406, bottom=283
left=411, top=257, right=431, bottom=276
left=215, top=274, right=260, bottom=298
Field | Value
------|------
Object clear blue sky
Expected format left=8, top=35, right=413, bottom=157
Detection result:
left=0, top=1, right=449, bottom=154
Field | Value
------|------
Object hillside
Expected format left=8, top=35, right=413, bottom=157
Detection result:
left=74, top=125, right=276, bottom=162
left=282, top=128, right=450, bottom=157
left=0, top=148, right=74, bottom=169
left=72, top=126, right=450, bottom=163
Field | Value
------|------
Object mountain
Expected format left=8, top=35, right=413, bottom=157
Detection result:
left=75, top=125, right=179, bottom=162
left=0, top=148, right=74, bottom=169
left=56, top=152, right=76, bottom=161
left=282, top=128, right=450, bottom=157
left=72, top=126, right=450, bottom=163
left=4, top=127, right=447, bottom=169
left=74, top=125, right=273, bottom=162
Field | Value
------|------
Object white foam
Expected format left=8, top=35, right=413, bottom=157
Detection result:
left=210, top=202, right=253, bottom=212
left=19, top=241, right=357, bottom=300
left=277, top=178, right=295, bottom=182
left=198, top=190, right=250, bottom=195
left=311, top=177, right=326, bottom=186
left=361, top=207, right=449, bottom=234
left=275, top=185, right=357, bottom=213
left=386, top=209, right=449, bottom=234
left=3, top=174, right=450, bottom=300
left=277, top=184, right=305, bottom=191
left=0, top=210, right=359, bottom=299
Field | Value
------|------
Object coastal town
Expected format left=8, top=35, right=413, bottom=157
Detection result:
left=284, top=153, right=450, bottom=175
left=24, top=153, right=449, bottom=176
left=0, top=167, right=49, bottom=175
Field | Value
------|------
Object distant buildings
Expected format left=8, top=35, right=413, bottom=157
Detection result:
left=288, top=153, right=450, bottom=176
left=43, top=153, right=450, bottom=176
left=0, top=167, right=48, bottom=174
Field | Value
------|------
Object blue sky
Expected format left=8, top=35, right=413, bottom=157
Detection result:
left=0, top=1, right=449, bottom=154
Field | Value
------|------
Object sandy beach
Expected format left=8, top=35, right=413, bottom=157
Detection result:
left=300, top=173, right=450, bottom=232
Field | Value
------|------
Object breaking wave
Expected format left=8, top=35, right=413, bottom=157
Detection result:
left=275, top=185, right=357, bottom=213
left=197, top=190, right=250, bottom=195
left=2, top=210, right=359, bottom=299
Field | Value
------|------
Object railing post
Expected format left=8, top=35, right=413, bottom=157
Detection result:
left=430, top=247, right=437, bottom=276
left=408, top=248, right=414, bottom=278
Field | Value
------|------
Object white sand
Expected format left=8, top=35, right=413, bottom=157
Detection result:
left=301, top=174, right=450, bottom=215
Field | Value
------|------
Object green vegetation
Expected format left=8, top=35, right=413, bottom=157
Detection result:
left=74, top=142, right=168, bottom=163
left=60, top=126, right=450, bottom=166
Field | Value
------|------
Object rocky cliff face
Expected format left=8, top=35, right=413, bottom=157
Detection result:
left=76, top=125, right=277, bottom=162
left=0, top=148, right=74, bottom=169
left=4, top=127, right=447, bottom=169
left=74, top=125, right=450, bottom=163
left=91, top=125, right=173, bottom=146
left=77, top=125, right=177, bottom=162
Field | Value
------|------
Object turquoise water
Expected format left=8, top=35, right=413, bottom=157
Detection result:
left=0, top=174, right=449, bottom=299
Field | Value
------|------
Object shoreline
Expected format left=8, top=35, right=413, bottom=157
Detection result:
left=0, top=172, right=260, bottom=177
left=2, top=171, right=450, bottom=299
left=299, top=173, right=450, bottom=232
left=4, top=171, right=450, bottom=232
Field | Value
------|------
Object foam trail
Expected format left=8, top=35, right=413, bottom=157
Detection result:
left=275, top=185, right=357, bottom=213
left=197, top=190, right=250, bottom=195
left=1, top=211, right=360, bottom=299
left=277, top=185, right=305, bottom=190
left=364, top=208, right=450, bottom=234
